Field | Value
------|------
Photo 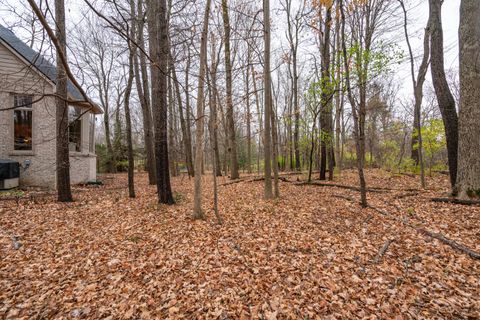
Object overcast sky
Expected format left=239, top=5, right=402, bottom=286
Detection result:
left=1, top=0, right=462, bottom=103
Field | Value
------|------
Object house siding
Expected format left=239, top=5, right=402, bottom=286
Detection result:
left=0, top=41, right=97, bottom=189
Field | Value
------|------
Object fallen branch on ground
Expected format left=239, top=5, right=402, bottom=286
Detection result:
left=373, top=239, right=394, bottom=264
left=293, top=181, right=389, bottom=193
left=431, top=197, right=480, bottom=206
left=367, top=205, right=480, bottom=260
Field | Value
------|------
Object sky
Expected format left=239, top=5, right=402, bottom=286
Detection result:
left=0, top=0, right=462, bottom=104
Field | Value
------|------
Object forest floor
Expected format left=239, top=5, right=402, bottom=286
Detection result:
left=0, top=169, right=479, bottom=319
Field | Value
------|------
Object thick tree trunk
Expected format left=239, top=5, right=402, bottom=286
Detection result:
left=221, top=0, right=239, bottom=179
left=148, top=0, right=174, bottom=204
left=263, top=0, right=273, bottom=199
left=55, top=0, right=72, bottom=202
left=192, top=0, right=212, bottom=219
left=429, top=0, right=458, bottom=188
left=456, top=0, right=480, bottom=199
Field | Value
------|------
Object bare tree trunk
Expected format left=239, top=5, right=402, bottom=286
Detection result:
left=245, top=47, right=252, bottom=174
left=456, top=0, right=480, bottom=199
left=148, top=0, right=174, bottom=204
left=271, top=90, right=280, bottom=198
left=399, top=0, right=428, bottom=189
left=263, top=0, right=273, bottom=199
left=429, top=0, right=458, bottom=189
left=55, top=0, right=72, bottom=202
left=339, top=0, right=367, bottom=207
left=184, top=50, right=195, bottom=176
left=125, top=4, right=136, bottom=198
left=252, top=65, right=263, bottom=175
left=221, top=0, right=239, bottom=179
left=209, top=35, right=223, bottom=177
left=319, top=4, right=333, bottom=181
left=168, top=74, right=177, bottom=177
left=192, top=0, right=212, bottom=219
left=134, top=0, right=155, bottom=184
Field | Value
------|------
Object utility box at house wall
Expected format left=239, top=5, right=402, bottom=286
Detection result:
left=0, top=160, right=20, bottom=190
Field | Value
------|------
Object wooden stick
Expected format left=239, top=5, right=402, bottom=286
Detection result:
left=373, top=239, right=394, bottom=264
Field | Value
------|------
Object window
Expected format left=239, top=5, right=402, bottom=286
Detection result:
left=69, top=106, right=82, bottom=152
left=13, top=95, right=33, bottom=151
left=89, top=113, right=95, bottom=153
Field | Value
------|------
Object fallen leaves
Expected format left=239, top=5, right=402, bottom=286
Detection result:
left=0, top=169, right=479, bottom=318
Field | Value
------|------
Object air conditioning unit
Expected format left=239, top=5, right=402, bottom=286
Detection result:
left=0, top=160, right=20, bottom=190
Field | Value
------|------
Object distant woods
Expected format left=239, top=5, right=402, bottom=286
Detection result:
left=14, top=0, right=479, bottom=206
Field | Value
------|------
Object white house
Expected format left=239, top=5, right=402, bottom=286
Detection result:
left=0, top=24, right=102, bottom=189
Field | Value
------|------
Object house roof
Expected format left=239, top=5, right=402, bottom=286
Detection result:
left=0, top=24, right=102, bottom=114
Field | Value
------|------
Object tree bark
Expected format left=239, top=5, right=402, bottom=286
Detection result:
left=55, top=0, right=72, bottom=202
left=263, top=0, right=273, bottom=199
left=192, top=0, right=212, bottom=219
left=148, top=0, right=174, bottom=204
left=134, top=0, right=156, bottom=184
left=124, top=4, right=136, bottom=198
left=399, top=0, right=428, bottom=189
left=456, top=0, right=480, bottom=199
left=429, top=0, right=458, bottom=188
left=221, top=0, right=239, bottom=179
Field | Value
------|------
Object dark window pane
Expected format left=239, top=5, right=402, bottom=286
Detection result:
left=14, top=109, right=32, bottom=150
left=14, top=95, right=32, bottom=109
left=13, top=95, right=33, bottom=151
left=69, top=106, right=82, bottom=152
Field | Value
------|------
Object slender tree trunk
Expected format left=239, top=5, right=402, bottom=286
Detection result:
left=456, top=0, right=480, bottom=199
left=429, top=0, right=458, bottom=188
left=209, top=36, right=223, bottom=177
left=192, top=0, right=212, bottom=219
left=399, top=0, right=428, bottom=188
left=319, top=5, right=332, bottom=181
left=184, top=51, right=195, bottom=176
left=246, top=48, right=252, bottom=174
left=168, top=74, right=177, bottom=177
left=124, top=6, right=136, bottom=198
left=134, top=0, right=155, bottom=184
left=271, top=90, right=280, bottom=198
left=263, top=0, right=273, bottom=199
left=55, top=0, right=72, bottom=202
left=252, top=65, right=263, bottom=175
left=339, top=0, right=367, bottom=207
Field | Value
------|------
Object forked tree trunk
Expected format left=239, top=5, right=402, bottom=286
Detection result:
left=55, top=0, right=73, bottom=202
left=192, top=0, right=212, bottom=219
left=456, top=0, right=480, bottom=199
left=399, top=0, right=428, bottom=189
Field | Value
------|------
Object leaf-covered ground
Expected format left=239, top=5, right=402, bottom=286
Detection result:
left=1, top=170, right=479, bottom=319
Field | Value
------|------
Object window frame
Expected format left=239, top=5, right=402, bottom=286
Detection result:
left=12, top=94, right=34, bottom=153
